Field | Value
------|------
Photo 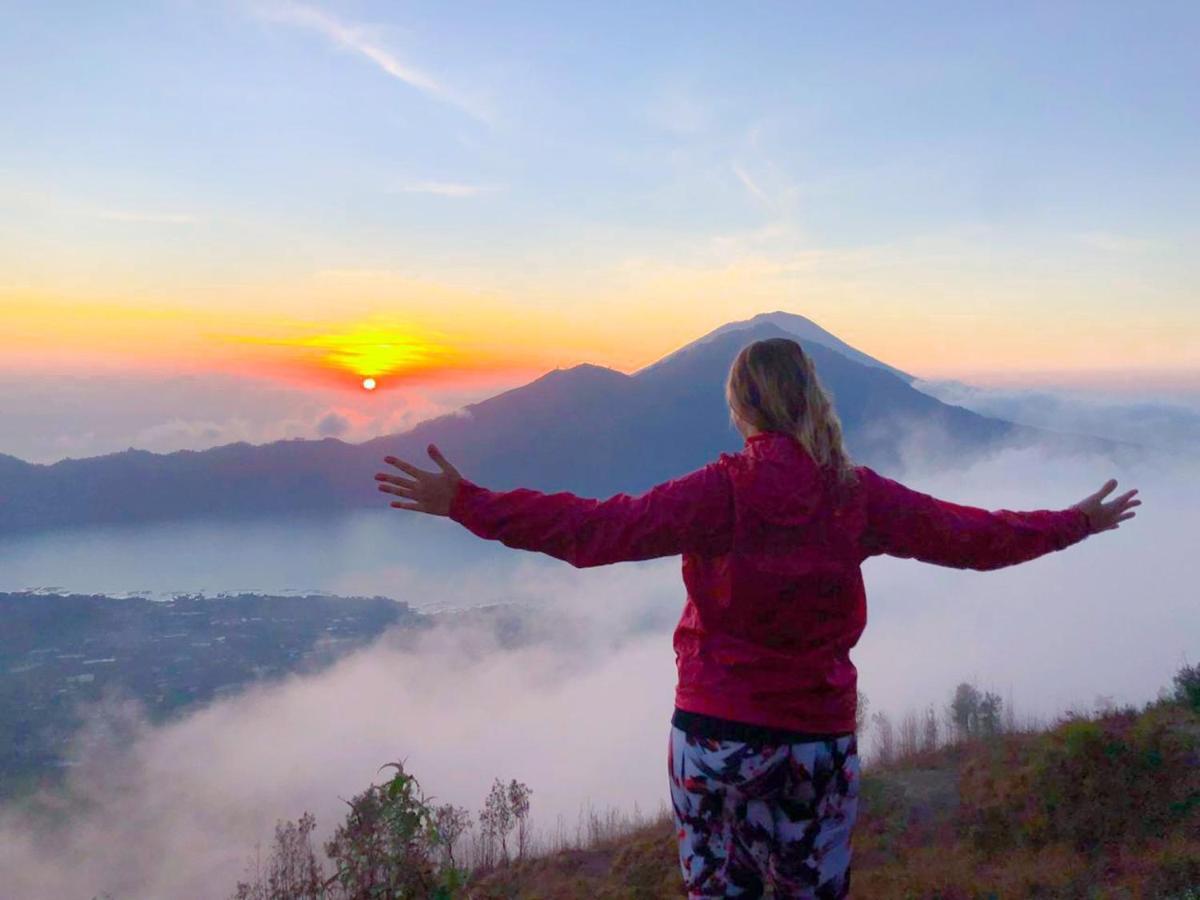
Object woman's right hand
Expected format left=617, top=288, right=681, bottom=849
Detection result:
left=1071, top=478, right=1141, bottom=534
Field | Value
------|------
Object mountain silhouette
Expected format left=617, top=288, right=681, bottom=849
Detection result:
left=633, top=310, right=915, bottom=383
left=0, top=316, right=1134, bottom=535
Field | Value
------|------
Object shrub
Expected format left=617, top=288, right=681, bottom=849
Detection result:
left=1172, top=662, right=1200, bottom=712
left=958, top=702, right=1199, bottom=857
left=475, top=777, right=533, bottom=870
left=230, top=762, right=470, bottom=900
left=232, top=812, right=325, bottom=900
left=323, top=761, right=466, bottom=899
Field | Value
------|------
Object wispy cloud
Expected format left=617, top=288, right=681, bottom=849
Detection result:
left=391, top=180, right=500, bottom=198
left=254, top=1, right=491, bottom=123
left=732, top=162, right=770, bottom=206
left=90, top=209, right=200, bottom=225
left=642, top=83, right=710, bottom=136
left=1073, top=231, right=1159, bottom=253
left=733, top=160, right=799, bottom=219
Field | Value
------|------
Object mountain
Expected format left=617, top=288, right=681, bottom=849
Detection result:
left=633, top=310, right=916, bottom=384
left=0, top=317, right=1136, bottom=536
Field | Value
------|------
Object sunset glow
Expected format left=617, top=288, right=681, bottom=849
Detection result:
left=225, top=323, right=462, bottom=381
left=0, top=1, right=1194, bottom=460
left=0, top=8, right=1196, bottom=898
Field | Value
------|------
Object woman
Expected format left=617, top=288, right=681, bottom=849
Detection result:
left=373, top=337, right=1140, bottom=899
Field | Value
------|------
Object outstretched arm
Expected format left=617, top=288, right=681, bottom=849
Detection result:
left=376, top=444, right=734, bottom=568
left=857, top=467, right=1140, bottom=571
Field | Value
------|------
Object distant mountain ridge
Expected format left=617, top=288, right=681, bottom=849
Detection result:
left=0, top=315, right=1136, bottom=536
left=633, top=310, right=915, bottom=384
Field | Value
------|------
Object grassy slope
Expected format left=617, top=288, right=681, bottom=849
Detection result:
left=469, top=701, right=1200, bottom=899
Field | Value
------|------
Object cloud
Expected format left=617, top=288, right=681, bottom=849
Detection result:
left=642, top=83, right=711, bottom=136
left=911, top=377, right=1200, bottom=453
left=90, top=209, right=200, bottom=225
left=390, top=180, right=501, bottom=198
left=254, top=1, right=491, bottom=123
left=732, top=162, right=771, bottom=207
left=0, top=184, right=201, bottom=226
left=0, top=560, right=686, bottom=900
left=0, top=418, right=1194, bottom=898
left=0, top=371, right=495, bottom=464
left=130, top=417, right=227, bottom=447
left=1072, top=231, right=1159, bottom=253
left=315, top=410, right=351, bottom=437
left=846, top=423, right=1196, bottom=749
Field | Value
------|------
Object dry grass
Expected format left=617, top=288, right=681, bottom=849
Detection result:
left=468, top=810, right=681, bottom=899
left=466, top=699, right=1200, bottom=899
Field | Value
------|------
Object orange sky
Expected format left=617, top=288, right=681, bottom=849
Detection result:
left=4, top=275, right=1198, bottom=397
left=3, top=1, right=1197, bottom=404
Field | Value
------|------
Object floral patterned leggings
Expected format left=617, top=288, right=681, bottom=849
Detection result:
left=668, top=726, right=860, bottom=899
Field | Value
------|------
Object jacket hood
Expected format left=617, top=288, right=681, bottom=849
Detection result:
left=727, top=431, right=828, bottom=526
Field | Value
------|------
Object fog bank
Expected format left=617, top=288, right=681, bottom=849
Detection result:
left=0, top=426, right=1195, bottom=898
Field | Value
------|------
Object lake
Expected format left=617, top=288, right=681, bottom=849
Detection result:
left=0, top=510, right=528, bottom=610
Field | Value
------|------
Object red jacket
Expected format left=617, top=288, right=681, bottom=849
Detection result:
left=447, top=430, right=1092, bottom=734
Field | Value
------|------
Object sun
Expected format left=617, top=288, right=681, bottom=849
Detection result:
left=228, top=320, right=471, bottom=388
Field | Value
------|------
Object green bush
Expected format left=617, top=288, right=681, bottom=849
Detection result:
left=231, top=761, right=471, bottom=900
left=1173, top=662, right=1200, bottom=712
left=324, top=762, right=466, bottom=899
left=957, top=674, right=1198, bottom=859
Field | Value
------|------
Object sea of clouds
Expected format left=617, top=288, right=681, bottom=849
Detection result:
left=0, top=400, right=1196, bottom=898
left=0, top=370, right=501, bottom=465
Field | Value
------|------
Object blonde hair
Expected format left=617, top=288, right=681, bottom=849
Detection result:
left=725, top=337, right=859, bottom=489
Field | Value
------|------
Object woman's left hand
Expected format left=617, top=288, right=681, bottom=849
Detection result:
left=375, top=444, right=463, bottom=516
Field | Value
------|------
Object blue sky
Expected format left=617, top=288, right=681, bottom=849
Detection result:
left=6, top=2, right=1196, bottom=249
left=1, top=1, right=1198, bottom=461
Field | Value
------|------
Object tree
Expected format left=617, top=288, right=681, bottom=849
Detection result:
left=950, top=682, right=982, bottom=742
left=978, top=691, right=1003, bottom=738
left=479, top=778, right=515, bottom=867
left=871, top=710, right=895, bottom=767
left=897, top=708, right=921, bottom=759
left=432, top=804, right=472, bottom=871
left=921, top=703, right=939, bottom=752
left=1171, top=661, right=1200, bottom=711
left=232, top=813, right=324, bottom=900
left=507, top=780, right=533, bottom=861
left=855, top=690, right=870, bottom=735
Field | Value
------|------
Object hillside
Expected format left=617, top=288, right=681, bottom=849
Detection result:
left=469, top=697, right=1200, bottom=898
left=224, top=667, right=1200, bottom=899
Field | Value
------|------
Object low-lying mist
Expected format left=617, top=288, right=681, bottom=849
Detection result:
left=1, top=422, right=1195, bottom=899
left=0, top=370, right=499, bottom=465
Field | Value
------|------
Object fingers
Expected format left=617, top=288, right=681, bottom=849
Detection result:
left=1106, top=490, right=1140, bottom=512
left=1095, top=510, right=1137, bottom=533
left=1092, top=478, right=1118, bottom=501
left=375, top=473, right=416, bottom=489
left=427, top=443, right=460, bottom=478
left=379, top=452, right=452, bottom=514
left=384, top=456, right=429, bottom=479
left=377, top=482, right=415, bottom=498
